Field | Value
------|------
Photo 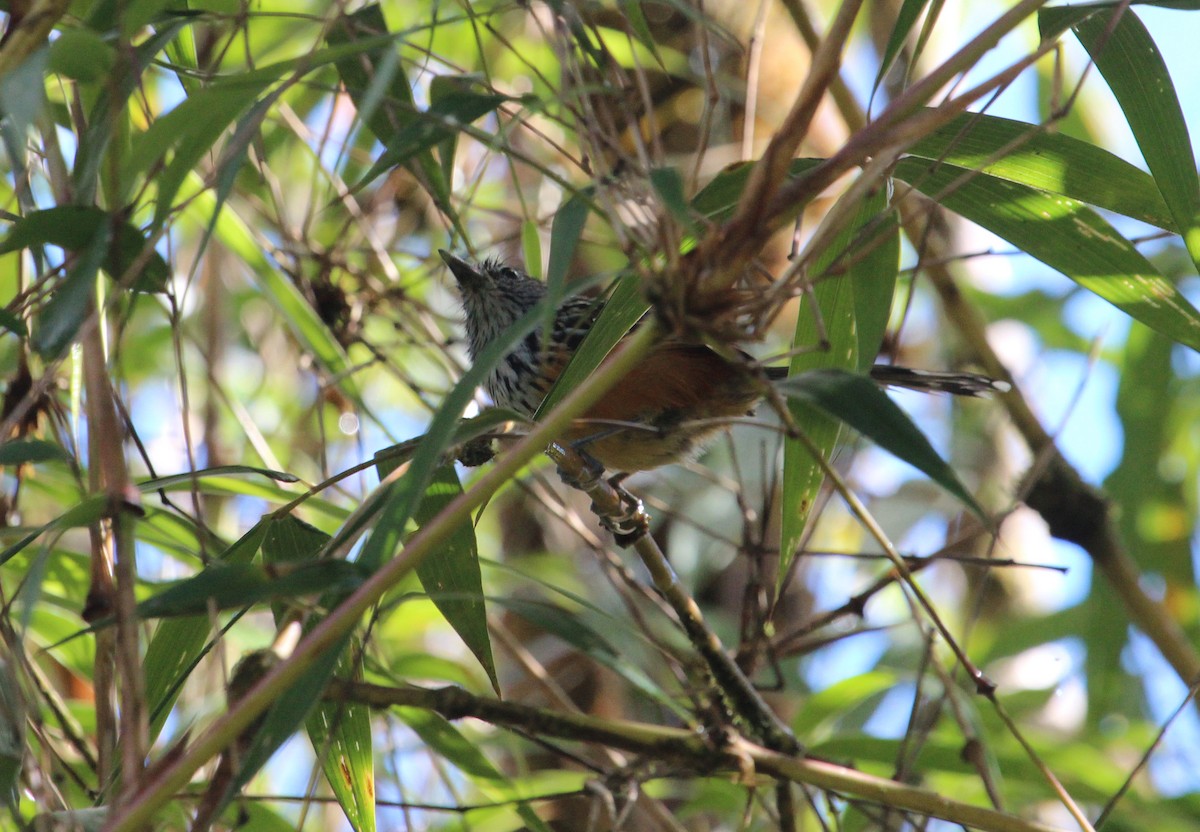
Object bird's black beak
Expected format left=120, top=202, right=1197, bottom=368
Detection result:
left=439, top=250, right=486, bottom=290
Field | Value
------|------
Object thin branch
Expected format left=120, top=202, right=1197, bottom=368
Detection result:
left=330, top=680, right=1074, bottom=832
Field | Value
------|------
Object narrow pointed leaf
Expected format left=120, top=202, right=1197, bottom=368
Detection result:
left=0, top=439, right=70, bottom=465
left=691, top=158, right=823, bottom=222
left=894, top=158, right=1200, bottom=352
left=379, top=460, right=498, bottom=694
left=649, top=166, right=695, bottom=231
left=143, top=521, right=269, bottom=742
left=779, top=368, right=984, bottom=517
left=328, top=6, right=456, bottom=223
left=780, top=189, right=895, bottom=579
left=263, top=515, right=375, bottom=832
left=31, top=222, right=106, bottom=358
left=542, top=191, right=592, bottom=352
left=535, top=270, right=643, bottom=417
left=1068, top=7, right=1200, bottom=268
left=396, top=707, right=553, bottom=832
left=138, top=465, right=299, bottom=491
left=0, top=206, right=169, bottom=292
left=134, top=560, right=369, bottom=619
left=905, top=110, right=1175, bottom=230
left=871, top=0, right=929, bottom=97
left=355, top=91, right=510, bottom=190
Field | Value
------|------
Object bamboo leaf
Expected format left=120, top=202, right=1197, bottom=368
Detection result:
left=1069, top=7, right=1200, bottom=268
left=377, top=459, right=499, bottom=694
left=0, top=206, right=170, bottom=292
left=143, top=521, right=269, bottom=742
left=905, top=110, right=1175, bottom=230
left=895, top=158, right=1200, bottom=351
left=263, top=515, right=376, bottom=832
left=780, top=188, right=896, bottom=579
left=779, top=369, right=984, bottom=517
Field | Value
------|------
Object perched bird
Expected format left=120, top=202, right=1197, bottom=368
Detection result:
left=441, top=250, right=1003, bottom=474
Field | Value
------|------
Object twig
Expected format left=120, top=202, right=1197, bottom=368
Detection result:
left=102, top=323, right=660, bottom=832
left=330, top=680, right=1074, bottom=832
left=549, top=442, right=800, bottom=755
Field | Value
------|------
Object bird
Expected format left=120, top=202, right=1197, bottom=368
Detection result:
left=440, top=250, right=1004, bottom=475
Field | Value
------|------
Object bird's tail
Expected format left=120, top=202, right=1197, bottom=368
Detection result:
left=764, top=364, right=1009, bottom=397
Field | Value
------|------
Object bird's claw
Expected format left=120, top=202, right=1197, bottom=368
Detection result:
left=597, top=488, right=649, bottom=547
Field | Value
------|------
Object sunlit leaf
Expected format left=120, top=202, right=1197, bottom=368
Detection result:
left=379, top=460, right=498, bottom=694
left=895, top=158, right=1200, bottom=352
left=135, top=561, right=368, bottom=619
left=143, top=521, right=269, bottom=742
left=1068, top=7, right=1200, bottom=268
left=263, top=515, right=376, bottom=832
left=780, top=188, right=896, bottom=580
left=905, top=110, right=1175, bottom=230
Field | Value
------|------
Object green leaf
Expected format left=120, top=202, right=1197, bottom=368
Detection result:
left=649, top=166, right=695, bottom=231
left=137, top=465, right=300, bottom=491
left=262, top=513, right=332, bottom=567
left=0, top=206, right=170, bottom=292
left=0, top=439, right=70, bottom=465
left=74, top=19, right=194, bottom=205
left=691, top=158, right=824, bottom=222
left=137, top=76, right=275, bottom=228
left=0, top=309, right=26, bottom=337
left=520, top=220, right=543, bottom=280
left=48, top=28, right=116, bottom=82
left=327, top=6, right=454, bottom=223
left=894, top=158, right=1200, bottom=352
left=232, top=630, right=355, bottom=812
left=0, top=647, right=24, bottom=810
left=255, top=513, right=372, bottom=830
left=849, top=203, right=900, bottom=372
left=396, top=706, right=553, bottom=832
left=0, top=496, right=107, bottom=569
left=540, top=191, right=592, bottom=358
left=791, top=670, right=899, bottom=738
left=379, top=460, right=498, bottom=694
left=327, top=6, right=410, bottom=135
left=1068, top=7, right=1200, bottom=269
left=618, top=0, right=663, bottom=67
left=1105, top=327, right=1193, bottom=581
left=430, top=73, right=482, bottom=195
left=143, top=521, right=268, bottom=742
left=355, top=90, right=510, bottom=191
left=498, top=597, right=667, bottom=706
left=262, top=515, right=375, bottom=832
left=778, top=369, right=984, bottom=517
left=397, top=706, right=505, bottom=780
left=30, top=220, right=106, bottom=359
left=134, top=560, right=368, bottom=620
left=535, top=270, right=644, bottom=418
left=546, top=191, right=590, bottom=291
left=0, top=49, right=47, bottom=152
left=904, top=110, right=1175, bottom=230
left=344, top=292, right=557, bottom=592
left=780, top=189, right=895, bottom=578
left=371, top=409, right=530, bottom=473
left=871, top=0, right=928, bottom=97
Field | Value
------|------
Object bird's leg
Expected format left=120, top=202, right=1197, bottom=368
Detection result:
left=550, top=441, right=650, bottom=547
left=552, top=440, right=606, bottom=490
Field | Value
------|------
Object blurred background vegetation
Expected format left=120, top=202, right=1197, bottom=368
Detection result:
left=0, top=0, right=1199, bottom=829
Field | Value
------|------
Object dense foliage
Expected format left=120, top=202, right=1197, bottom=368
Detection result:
left=0, top=0, right=1198, bottom=830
